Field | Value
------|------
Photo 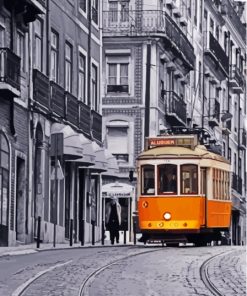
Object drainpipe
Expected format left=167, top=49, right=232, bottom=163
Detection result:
left=144, top=42, right=151, bottom=146
left=10, top=4, right=16, bottom=135
left=88, top=0, right=92, bottom=108
left=46, top=0, right=50, bottom=77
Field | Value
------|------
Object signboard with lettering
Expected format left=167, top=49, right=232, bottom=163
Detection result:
left=146, top=135, right=197, bottom=150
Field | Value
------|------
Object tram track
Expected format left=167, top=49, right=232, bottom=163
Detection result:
left=200, top=250, right=236, bottom=296
left=78, top=248, right=162, bottom=296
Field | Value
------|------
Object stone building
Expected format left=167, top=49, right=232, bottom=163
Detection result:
left=101, top=0, right=246, bottom=245
left=0, top=0, right=114, bottom=246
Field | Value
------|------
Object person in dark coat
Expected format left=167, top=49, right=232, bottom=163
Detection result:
left=106, top=197, right=121, bottom=245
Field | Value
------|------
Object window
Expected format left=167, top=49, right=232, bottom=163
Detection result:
left=17, top=31, right=25, bottom=72
left=91, top=64, right=98, bottom=111
left=181, top=164, right=198, bottom=194
left=228, top=147, right=231, bottom=162
left=200, top=168, right=206, bottom=195
left=210, top=18, right=214, bottom=34
left=92, top=0, right=98, bottom=24
left=234, top=102, right=238, bottom=132
left=199, top=0, right=202, bottom=32
left=107, top=124, right=129, bottom=164
left=78, top=53, right=86, bottom=103
left=198, top=61, right=202, bottom=96
left=158, top=164, right=177, bottom=195
left=108, top=1, right=129, bottom=23
left=65, top=42, right=72, bottom=92
left=34, top=19, right=43, bottom=71
left=107, top=60, right=129, bottom=93
left=50, top=30, right=59, bottom=82
left=141, top=165, right=155, bottom=195
left=79, top=0, right=86, bottom=12
left=0, top=133, right=9, bottom=226
left=0, top=25, right=5, bottom=46
left=194, top=0, right=197, bottom=25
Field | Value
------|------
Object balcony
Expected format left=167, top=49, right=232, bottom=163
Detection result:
left=79, top=101, right=91, bottom=136
left=91, top=110, right=102, bottom=142
left=232, top=173, right=242, bottom=195
left=222, top=118, right=232, bottom=135
left=208, top=99, right=220, bottom=128
left=166, top=91, right=186, bottom=126
left=33, top=69, right=50, bottom=109
left=4, top=0, right=45, bottom=23
left=239, top=130, right=247, bottom=150
left=229, top=65, right=245, bottom=93
left=103, top=10, right=195, bottom=70
left=50, top=81, right=65, bottom=118
left=65, top=92, right=79, bottom=127
left=204, top=32, right=229, bottom=77
left=0, top=48, right=20, bottom=97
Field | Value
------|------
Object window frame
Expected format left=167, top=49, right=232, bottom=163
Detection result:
left=91, top=63, right=98, bottom=111
left=50, top=29, right=59, bottom=82
left=180, top=164, right=198, bottom=195
left=65, top=41, right=73, bottom=93
left=78, top=52, right=86, bottom=103
left=34, top=18, right=43, bottom=72
left=141, top=164, right=155, bottom=196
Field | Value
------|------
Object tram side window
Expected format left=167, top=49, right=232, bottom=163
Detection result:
left=158, top=164, right=177, bottom=194
left=141, top=165, right=155, bottom=195
left=181, top=164, right=198, bottom=194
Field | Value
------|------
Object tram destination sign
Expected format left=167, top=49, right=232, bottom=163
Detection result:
left=146, top=135, right=197, bottom=149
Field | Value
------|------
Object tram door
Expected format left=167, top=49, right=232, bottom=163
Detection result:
left=200, top=168, right=207, bottom=225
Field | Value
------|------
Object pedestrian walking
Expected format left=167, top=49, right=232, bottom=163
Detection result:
left=106, top=197, right=121, bottom=245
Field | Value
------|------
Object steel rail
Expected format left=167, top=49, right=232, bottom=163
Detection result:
left=79, top=248, right=162, bottom=296
left=200, top=250, right=236, bottom=296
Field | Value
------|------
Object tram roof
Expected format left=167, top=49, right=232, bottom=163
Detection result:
left=137, top=145, right=230, bottom=164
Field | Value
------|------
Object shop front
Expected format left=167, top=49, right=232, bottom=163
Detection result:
left=102, top=182, right=135, bottom=243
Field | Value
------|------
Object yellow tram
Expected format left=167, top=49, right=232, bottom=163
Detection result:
left=137, top=134, right=232, bottom=246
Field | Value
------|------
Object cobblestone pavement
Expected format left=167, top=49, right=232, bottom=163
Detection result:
left=85, top=246, right=246, bottom=296
left=0, top=245, right=245, bottom=296
left=206, top=248, right=246, bottom=296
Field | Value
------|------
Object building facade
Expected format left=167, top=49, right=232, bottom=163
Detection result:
left=0, top=0, right=115, bottom=247
left=101, top=0, right=246, bottom=245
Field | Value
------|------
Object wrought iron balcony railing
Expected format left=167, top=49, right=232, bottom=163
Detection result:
left=232, top=173, right=243, bottom=195
left=65, top=92, right=79, bottom=127
left=0, top=48, right=20, bottom=93
left=204, top=32, right=229, bottom=75
left=103, top=10, right=195, bottom=69
left=33, top=69, right=50, bottom=108
left=230, top=64, right=245, bottom=89
left=79, top=101, right=91, bottom=136
left=50, top=81, right=65, bottom=118
left=91, top=110, right=102, bottom=142
left=166, top=91, right=187, bottom=125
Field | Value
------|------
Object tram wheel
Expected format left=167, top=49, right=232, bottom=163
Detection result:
left=166, top=242, right=179, bottom=247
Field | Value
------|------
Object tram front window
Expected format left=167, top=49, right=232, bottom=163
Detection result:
left=158, top=164, right=177, bottom=194
left=141, top=165, right=155, bottom=195
left=181, top=164, right=198, bottom=194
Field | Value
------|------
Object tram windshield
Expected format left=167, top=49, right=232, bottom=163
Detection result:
left=158, top=164, right=177, bottom=194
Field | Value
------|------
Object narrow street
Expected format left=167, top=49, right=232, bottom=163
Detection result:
left=0, top=245, right=245, bottom=296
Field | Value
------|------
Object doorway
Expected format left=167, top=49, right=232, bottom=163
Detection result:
left=16, top=157, right=25, bottom=242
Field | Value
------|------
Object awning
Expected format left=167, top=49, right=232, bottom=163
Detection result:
left=76, top=134, right=95, bottom=166
left=102, top=182, right=134, bottom=198
left=90, top=142, right=108, bottom=172
left=102, top=149, right=119, bottom=176
left=51, top=123, right=83, bottom=160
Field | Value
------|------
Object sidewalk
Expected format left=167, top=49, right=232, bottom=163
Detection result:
left=0, top=240, right=134, bottom=257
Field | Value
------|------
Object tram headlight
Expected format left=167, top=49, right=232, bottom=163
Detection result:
left=163, top=212, right=171, bottom=221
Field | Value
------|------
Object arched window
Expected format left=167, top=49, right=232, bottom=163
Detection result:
left=0, top=132, right=10, bottom=226
left=181, top=164, right=198, bottom=194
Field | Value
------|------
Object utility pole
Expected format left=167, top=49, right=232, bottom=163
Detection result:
left=144, top=42, right=151, bottom=147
